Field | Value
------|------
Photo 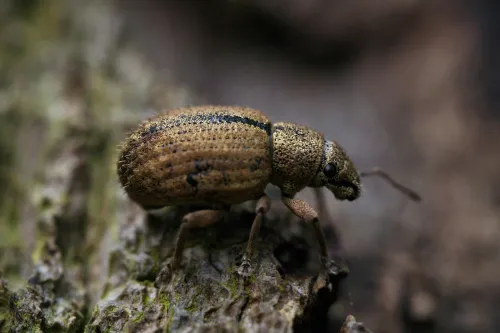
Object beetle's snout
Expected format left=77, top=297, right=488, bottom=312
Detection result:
left=345, top=182, right=361, bottom=201
left=344, top=170, right=362, bottom=201
left=328, top=178, right=360, bottom=201
left=326, top=163, right=361, bottom=202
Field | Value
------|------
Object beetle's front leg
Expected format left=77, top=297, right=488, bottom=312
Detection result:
left=282, top=196, right=348, bottom=276
left=172, top=209, right=228, bottom=269
left=238, top=194, right=271, bottom=277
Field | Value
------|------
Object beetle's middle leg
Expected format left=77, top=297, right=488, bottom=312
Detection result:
left=282, top=196, right=348, bottom=276
left=172, top=209, right=228, bottom=269
left=238, top=194, right=271, bottom=276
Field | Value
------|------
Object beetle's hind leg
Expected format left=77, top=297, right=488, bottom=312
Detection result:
left=238, top=194, right=271, bottom=277
left=171, top=208, right=229, bottom=270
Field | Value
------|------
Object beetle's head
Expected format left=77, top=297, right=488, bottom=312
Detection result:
left=310, top=140, right=361, bottom=201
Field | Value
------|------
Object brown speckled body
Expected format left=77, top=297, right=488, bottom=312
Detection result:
left=118, top=106, right=273, bottom=207
left=118, top=105, right=361, bottom=209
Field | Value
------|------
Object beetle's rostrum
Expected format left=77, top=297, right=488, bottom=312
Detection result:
left=117, top=105, right=361, bottom=275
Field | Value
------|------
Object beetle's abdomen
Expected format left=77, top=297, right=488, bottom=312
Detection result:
left=118, top=106, right=273, bottom=207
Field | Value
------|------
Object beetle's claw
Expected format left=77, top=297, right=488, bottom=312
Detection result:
left=237, top=255, right=253, bottom=277
left=321, top=257, right=349, bottom=277
left=155, top=262, right=174, bottom=286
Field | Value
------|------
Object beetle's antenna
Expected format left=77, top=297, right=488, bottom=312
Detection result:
left=360, top=167, right=421, bottom=202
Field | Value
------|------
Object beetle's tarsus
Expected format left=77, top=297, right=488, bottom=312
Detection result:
left=321, top=257, right=349, bottom=277
left=237, top=255, right=253, bottom=276
left=236, top=194, right=271, bottom=278
left=155, top=262, right=174, bottom=286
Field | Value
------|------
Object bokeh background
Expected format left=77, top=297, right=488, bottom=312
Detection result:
left=1, top=0, right=499, bottom=332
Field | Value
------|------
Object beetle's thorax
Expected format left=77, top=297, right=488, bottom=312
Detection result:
left=270, top=122, right=324, bottom=196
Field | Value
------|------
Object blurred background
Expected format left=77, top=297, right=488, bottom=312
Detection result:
left=1, top=0, right=500, bottom=332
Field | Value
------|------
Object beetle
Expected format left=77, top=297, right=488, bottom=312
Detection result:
left=117, top=105, right=362, bottom=276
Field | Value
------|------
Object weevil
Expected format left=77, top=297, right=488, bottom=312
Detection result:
left=117, top=105, right=419, bottom=276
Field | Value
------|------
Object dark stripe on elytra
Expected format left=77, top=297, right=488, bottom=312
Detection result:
left=186, top=159, right=211, bottom=189
left=141, top=113, right=272, bottom=137
left=249, top=157, right=263, bottom=172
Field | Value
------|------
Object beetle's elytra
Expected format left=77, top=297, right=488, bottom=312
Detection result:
left=117, top=105, right=361, bottom=275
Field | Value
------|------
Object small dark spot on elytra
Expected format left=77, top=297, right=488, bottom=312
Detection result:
left=186, top=173, right=198, bottom=187
left=194, top=159, right=210, bottom=172
left=249, top=157, right=262, bottom=172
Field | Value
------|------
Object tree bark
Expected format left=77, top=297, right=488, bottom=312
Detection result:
left=0, top=0, right=362, bottom=332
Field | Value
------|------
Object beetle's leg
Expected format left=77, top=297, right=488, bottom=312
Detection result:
left=282, top=196, right=348, bottom=276
left=312, top=188, right=343, bottom=254
left=282, top=197, right=327, bottom=258
left=142, top=204, right=165, bottom=211
left=238, top=194, right=271, bottom=276
left=172, top=209, right=228, bottom=269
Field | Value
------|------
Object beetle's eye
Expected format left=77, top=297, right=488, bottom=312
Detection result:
left=323, top=163, right=337, bottom=178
